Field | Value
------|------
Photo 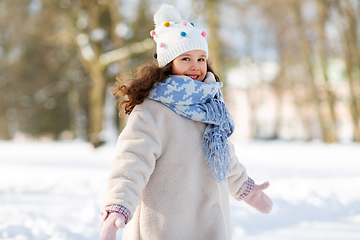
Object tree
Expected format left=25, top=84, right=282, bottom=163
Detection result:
left=315, top=0, right=337, bottom=143
left=334, top=0, right=360, bottom=141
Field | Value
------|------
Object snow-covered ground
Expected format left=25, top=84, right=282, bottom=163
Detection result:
left=1, top=140, right=360, bottom=240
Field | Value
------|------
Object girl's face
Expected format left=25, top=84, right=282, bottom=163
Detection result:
left=171, top=50, right=207, bottom=82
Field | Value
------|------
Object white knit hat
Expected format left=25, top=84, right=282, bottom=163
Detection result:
left=150, top=4, right=208, bottom=67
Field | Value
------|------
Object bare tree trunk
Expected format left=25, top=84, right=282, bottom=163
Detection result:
left=343, top=0, right=360, bottom=118
left=335, top=0, right=360, bottom=142
left=291, top=83, right=313, bottom=141
left=316, top=0, right=337, bottom=143
left=246, top=88, right=257, bottom=139
left=269, top=67, right=283, bottom=140
left=291, top=2, right=328, bottom=142
left=88, top=63, right=107, bottom=147
left=346, top=0, right=360, bottom=130
left=73, top=1, right=109, bottom=147
left=342, top=48, right=360, bottom=142
left=272, top=88, right=282, bottom=139
left=202, top=0, right=225, bottom=81
left=68, top=85, right=86, bottom=140
left=0, top=94, right=10, bottom=140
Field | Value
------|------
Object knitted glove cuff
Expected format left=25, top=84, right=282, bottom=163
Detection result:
left=103, top=205, right=131, bottom=224
left=237, top=177, right=255, bottom=201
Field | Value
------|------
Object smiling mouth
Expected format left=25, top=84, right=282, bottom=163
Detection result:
left=187, top=75, right=199, bottom=80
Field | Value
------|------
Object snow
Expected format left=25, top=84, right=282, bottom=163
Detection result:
left=1, top=140, right=360, bottom=240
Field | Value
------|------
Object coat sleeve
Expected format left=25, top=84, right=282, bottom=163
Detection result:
left=101, top=105, right=162, bottom=220
left=226, top=140, right=249, bottom=199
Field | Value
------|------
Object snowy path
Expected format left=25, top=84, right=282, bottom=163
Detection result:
left=0, top=141, right=360, bottom=240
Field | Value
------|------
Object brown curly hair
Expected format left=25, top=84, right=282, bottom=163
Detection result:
left=112, top=60, right=220, bottom=115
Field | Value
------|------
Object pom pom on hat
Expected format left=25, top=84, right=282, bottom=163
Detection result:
left=154, top=4, right=182, bottom=27
left=151, top=4, right=208, bottom=67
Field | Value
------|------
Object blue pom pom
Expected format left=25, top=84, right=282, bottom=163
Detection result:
left=190, top=22, right=194, bottom=27
left=180, top=31, right=186, bottom=37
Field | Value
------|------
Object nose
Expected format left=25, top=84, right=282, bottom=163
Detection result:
left=190, top=61, right=200, bottom=71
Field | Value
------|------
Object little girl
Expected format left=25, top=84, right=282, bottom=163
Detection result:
left=100, top=4, right=272, bottom=240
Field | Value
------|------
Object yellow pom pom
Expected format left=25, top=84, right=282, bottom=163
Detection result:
left=164, top=22, right=170, bottom=27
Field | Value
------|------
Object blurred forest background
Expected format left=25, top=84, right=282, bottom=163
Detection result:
left=1, top=0, right=360, bottom=147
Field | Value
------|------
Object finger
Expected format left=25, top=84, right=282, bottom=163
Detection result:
left=100, top=217, right=106, bottom=227
left=257, top=181, right=270, bottom=191
left=115, top=218, right=125, bottom=228
left=100, top=211, right=108, bottom=227
left=102, top=211, right=109, bottom=220
left=259, top=192, right=273, bottom=214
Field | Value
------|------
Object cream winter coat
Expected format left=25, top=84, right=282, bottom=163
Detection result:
left=102, top=98, right=249, bottom=240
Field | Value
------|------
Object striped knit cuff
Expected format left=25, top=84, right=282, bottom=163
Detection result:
left=104, top=205, right=131, bottom=224
left=237, top=177, right=255, bottom=201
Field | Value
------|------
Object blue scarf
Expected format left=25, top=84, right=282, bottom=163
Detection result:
left=148, top=73, right=234, bottom=183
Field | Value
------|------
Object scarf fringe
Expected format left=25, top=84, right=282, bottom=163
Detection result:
left=203, top=130, right=231, bottom=184
left=202, top=99, right=234, bottom=184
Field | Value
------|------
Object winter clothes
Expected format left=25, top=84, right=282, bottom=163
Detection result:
left=101, top=98, right=249, bottom=240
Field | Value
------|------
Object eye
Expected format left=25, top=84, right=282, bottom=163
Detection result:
left=198, top=58, right=205, bottom=62
left=182, top=57, right=190, bottom=61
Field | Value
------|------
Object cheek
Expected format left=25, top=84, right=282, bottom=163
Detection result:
left=171, top=63, right=179, bottom=75
left=171, top=66, right=181, bottom=75
left=201, top=64, right=207, bottom=75
left=172, top=63, right=187, bottom=75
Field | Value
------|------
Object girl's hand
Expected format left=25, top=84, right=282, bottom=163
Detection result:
left=244, top=181, right=273, bottom=214
left=100, top=212, right=126, bottom=240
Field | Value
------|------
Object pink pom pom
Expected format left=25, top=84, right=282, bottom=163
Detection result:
left=150, top=30, right=156, bottom=37
left=159, top=42, right=165, bottom=48
left=201, top=31, right=207, bottom=37
left=182, top=21, right=188, bottom=26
